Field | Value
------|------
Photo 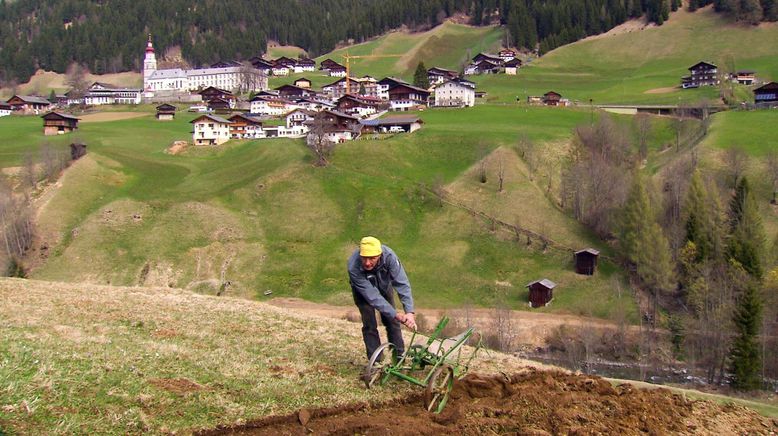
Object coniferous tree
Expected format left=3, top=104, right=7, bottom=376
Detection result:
left=621, top=173, right=675, bottom=317
left=620, top=173, right=652, bottom=264
left=728, top=177, right=765, bottom=279
left=729, top=284, right=762, bottom=390
left=413, top=61, right=429, bottom=89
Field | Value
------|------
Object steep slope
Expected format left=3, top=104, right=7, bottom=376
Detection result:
left=475, top=6, right=778, bottom=104
left=315, top=21, right=503, bottom=81
left=1, top=278, right=775, bottom=434
left=3, top=105, right=638, bottom=320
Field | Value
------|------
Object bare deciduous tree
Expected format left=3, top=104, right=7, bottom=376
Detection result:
left=0, top=177, right=35, bottom=266
left=560, top=115, right=633, bottom=237
left=634, top=112, right=652, bottom=160
left=766, top=151, right=778, bottom=204
left=22, top=152, right=37, bottom=190
left=65, top=62, right=89, bottom=100
left=237, top=62, right=266, bottom=94
left=39, top=143, right=69, bottom=182
left=723, top=145, right=749, bottom=188
left=515, top=134, right=538, bottom=181
left=306, top=113, right=337, bottom=167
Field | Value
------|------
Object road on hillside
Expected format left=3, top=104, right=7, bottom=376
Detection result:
left=267, top=297, right=645, bottom=349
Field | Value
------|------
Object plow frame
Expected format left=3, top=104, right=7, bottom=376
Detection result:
left=363, top=315, right=483, bottom=413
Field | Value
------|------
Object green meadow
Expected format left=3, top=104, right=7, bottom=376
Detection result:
left=0, top=103, right=639, bottom=322
left=472, top=7, right=778, bottom=105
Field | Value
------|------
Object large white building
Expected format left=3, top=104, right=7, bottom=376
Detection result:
left=434, top=79, right=475, bottom=107
left=143, top=36, right=267, bottom=96
left=190, top=114, right=231, bottom=146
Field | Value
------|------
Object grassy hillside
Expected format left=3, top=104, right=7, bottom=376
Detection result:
left=0, top=104, right=640, bottom=321
left=473, top=7, right=778, bottom=104
left=315, top=22, right=502, bottom=81
left=693, top=109, right=778, bottom=239
left=2, top=278, right=776, bottom=434
left=0, top=278, right=533, bottom=434
left=0, top=70, right=142, bottom=100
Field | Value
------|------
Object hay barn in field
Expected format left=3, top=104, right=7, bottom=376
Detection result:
left=41, top=112, right=80, bottom=135
left=526, top=279, right=556, bottom=308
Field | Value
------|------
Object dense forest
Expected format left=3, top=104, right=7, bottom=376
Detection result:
left=0, top=0, right=774, bottom=85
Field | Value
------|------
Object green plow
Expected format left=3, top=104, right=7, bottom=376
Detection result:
left=362, top=316, right=484, bottom=413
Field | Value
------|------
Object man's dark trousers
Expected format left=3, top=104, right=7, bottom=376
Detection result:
left=353, top=288, right=405, bottom=359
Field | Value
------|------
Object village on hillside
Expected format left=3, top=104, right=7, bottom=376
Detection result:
left=3, top=35, right=777, bottom=146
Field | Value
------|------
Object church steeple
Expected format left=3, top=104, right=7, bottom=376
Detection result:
left=143, top=34, right=157, bottom=90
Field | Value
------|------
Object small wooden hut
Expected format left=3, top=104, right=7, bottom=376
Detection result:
left=41, top=111, right=80, bottom=135
left=526, top=279, right=556, bottom=308
left=542, top=91, right=562, bottom=106
left=574, top=248, right=600, bottom=275
left=155, top=103, right=177, bottom=120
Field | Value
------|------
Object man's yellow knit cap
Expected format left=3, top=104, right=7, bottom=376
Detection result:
left=359, top=236, right=382, bottom=257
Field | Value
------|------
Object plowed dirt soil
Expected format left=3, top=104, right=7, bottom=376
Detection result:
left=198, top=368, right=778, bottom=435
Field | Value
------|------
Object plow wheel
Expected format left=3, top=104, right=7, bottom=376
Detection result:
left=424, top=364, right=454, bottom=413
left=363, top=343, right=395, bottom=389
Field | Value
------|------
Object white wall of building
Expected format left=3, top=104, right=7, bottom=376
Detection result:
left=192, top=119, right=230, bottom=145
left=434, top=82, right=475, bottom=107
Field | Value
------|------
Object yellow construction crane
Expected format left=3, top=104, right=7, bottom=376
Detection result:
left=342, top=53, right=402, bottom=94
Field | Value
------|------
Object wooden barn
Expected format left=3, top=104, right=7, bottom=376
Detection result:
left=207, top=97, right=232, bottom=114
left=542, top=91, right=562, bottom=106
left=155, top=103, right=177, bottom=120
left=574, top=248, right=600, bottom=275
left=41, top=112, right=80, bottom=135
left=526, top=279, right=556, bottom=308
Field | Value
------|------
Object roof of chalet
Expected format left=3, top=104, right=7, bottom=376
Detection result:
left=526, top=278, right=557, bottom=289
left=250, top=95, right=296, bottom=105
left=41, top=111, right=80, bottom=121
left=324, top=109, right=360, bottom=121
left=285, top=108, right=317, bottom=117
left=338, top=94, right=385, bottom=104
left=9, top=95, right=51, bottom=105
left=207, top=97, right=231, bottom=105
left=250, top=58, right=274, bottom=68
left=544, top=91, right=562, bottom=97
left=575, top=248, right=601, bottom=256
left=228, top=113, right=264, bottom=124
left=90, top=81, right=118, bottom=89
left=378, top=76, right=410, bottom=86
left=360, top=115, right=423, bottom=126
left=388, top=83, right=430, bottom=95
left=294, top=77, right=312, bottom=83
left=189, top=114, right=231, bottom=124
left=504, top=58, right=522, bottom=67
left=275, top=84, right=312, bottom=93
left=736, top=70, right=756, bottom=75
left=473, top=52, right=502, bottom=62
left=199, top=86, right=234, bottom=96
left=755, top=81, right=778, bottom=92
left=438, top=79, right=475, bottom=90
left=210, top=60, right=242, bottom=68
left=156, top=103, right=177, bottom=111
left=428, top=66, right=458, bottom=74
left=689, top=61, right=717, bottom=70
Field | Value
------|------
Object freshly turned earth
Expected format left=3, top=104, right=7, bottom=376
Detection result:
left=198, top=368, right=778, bottom=435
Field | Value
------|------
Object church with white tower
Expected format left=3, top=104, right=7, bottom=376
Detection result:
left=142, top=35, right=267, bottom=97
